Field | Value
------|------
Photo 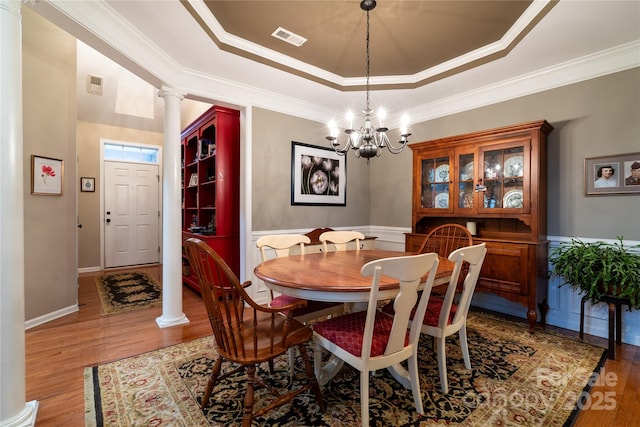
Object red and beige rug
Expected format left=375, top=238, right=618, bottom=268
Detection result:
left=85, top=312, right=607, bottom=426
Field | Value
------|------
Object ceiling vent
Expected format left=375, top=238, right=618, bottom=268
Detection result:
left=87, top=74, right=103, bottom=95
left=271, top=27, right=307, bottom=47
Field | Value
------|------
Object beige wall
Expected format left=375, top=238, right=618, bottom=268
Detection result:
left=23, top=9, right=78, bottom=320
left=251, top=107, right=371, bottom=230
left=76, top=122, right=164, bottom=269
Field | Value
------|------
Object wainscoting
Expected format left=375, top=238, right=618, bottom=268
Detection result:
left=250, top=228, right=640, bottom=346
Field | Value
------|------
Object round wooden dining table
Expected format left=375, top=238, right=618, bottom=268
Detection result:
left=254, top=249, right=454, bottom=303
left=254, top=249, right=454, bottom=386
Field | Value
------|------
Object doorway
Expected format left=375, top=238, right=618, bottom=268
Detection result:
left=102, top=141, right=161, bottom=268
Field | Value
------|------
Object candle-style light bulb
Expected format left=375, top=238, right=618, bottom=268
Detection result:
left=400, top=114, right=409, bottom=135
left=346, top=111, right=354, bottom=130
left=328, top=120, right=339, bottom=138
left=378, top=108, right=386, bottom=128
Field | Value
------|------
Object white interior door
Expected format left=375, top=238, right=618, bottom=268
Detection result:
left=104, top=161, right=160, bottom=268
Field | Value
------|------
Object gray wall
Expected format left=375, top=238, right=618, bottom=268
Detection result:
left=252, top=107, right=371, bottom=230
left=23, top=9, right=78, bottom=320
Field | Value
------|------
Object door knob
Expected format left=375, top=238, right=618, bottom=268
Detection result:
left=106, top=218, right=111, bottom=223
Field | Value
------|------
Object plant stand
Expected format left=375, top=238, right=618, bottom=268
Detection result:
left=579, top=295, right=630, bottom=360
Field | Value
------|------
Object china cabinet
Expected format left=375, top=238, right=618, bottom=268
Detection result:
left=181, top=106, right=240, bottom=292
left=406, top=120, right=553, bottom=332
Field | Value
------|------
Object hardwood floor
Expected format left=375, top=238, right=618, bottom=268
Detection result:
left=25, top=266, right=639, bottom=426
left=25, top=265, right=211, bottom=426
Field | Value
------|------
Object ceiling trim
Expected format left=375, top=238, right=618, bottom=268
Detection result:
left=28, top=0, right=640, bottom=131
left=408, top=41, right=640, bottom=124
left=185, top=0, right=556, bottom=91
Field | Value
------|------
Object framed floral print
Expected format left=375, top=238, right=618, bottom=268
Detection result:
left=291, top=141, right=346, bottom=206
left=585, top=152, right=640, bottom=195
left=31, top=155, right=64, bottom=195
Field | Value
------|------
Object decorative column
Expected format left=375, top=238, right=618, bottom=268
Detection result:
left=0, top=1, right=38, bottom=426
left=156, top=87, right=190, bottom=328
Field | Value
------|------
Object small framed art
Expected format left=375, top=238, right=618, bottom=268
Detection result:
left=81, top=177, right=95, bottom=192
left=31, top=155, right=64, bottom=195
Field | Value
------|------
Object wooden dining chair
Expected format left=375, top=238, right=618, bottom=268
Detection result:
left=257, top=234, right=344, bottom=372
left=312, top=252, right=440, bottom=427
left=418, top=223, right=473, bottom=257
left=184, top=238, right=325, bottom=426
left=383, top=243, right=487, bottom=393
left=418, top=223, right=474, bottom=295
left=319, top=230, right=365, bottom=252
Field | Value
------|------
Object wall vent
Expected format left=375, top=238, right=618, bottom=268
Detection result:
left=271, top=27, right=307, bottom=47
left=87, top=74, right=103, bottom=95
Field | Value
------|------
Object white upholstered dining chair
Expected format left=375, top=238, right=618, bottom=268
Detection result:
left=312, top=252, right=440, bottom=427
left=319, top=230, right=365, bottom=252
left=384, top=242, right=487, bottom=393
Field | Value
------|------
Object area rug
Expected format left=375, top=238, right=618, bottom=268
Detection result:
left=95, top=271, right=161, bottom=315
left=84, top=312, right=607, bottom=426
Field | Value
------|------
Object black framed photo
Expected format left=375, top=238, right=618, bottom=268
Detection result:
left=291, top=141, right=346, bottom=206
left=585, top=152, right=640, bottom=195
left=80, top=177, right=95, bottom=192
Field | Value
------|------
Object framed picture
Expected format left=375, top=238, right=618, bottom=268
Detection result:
left=80, top=177, right=95, bottom=192
left=188, top=173, right=198, bottom=187
left=31, top=155, right=63, bottom=195
left=585, top=152, right=640, bottom=195
left=291, top=141, right=346, bottom=206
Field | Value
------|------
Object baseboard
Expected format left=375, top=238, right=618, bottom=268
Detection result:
left=25, top=304, right=78, bottom=330
left=78, top=266, right=101, bottom=274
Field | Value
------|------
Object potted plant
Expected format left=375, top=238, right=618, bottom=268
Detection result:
left=549, top=237, right=640, bottom=310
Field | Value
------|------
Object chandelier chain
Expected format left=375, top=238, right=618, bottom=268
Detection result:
left=365, top=9, right=371, bottom=112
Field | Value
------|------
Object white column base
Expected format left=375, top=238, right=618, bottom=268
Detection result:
left=155, top=314, right=190, bottom=328
left=0, top=401, right=39, bottom=427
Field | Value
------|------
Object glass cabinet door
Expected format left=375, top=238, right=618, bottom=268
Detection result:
left=479, top=144, right=528, bottom=212
left=419, top=154, right=452, bottom=211
left=457, top=152, right=475, bottom=210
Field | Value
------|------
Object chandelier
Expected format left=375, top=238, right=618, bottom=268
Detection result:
left=326, top=0, right=410, bottom=163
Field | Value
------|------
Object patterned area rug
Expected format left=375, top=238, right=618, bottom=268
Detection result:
left=95, top=271, right=161, bottom=315
left=84, top=312, right=607, bottom=426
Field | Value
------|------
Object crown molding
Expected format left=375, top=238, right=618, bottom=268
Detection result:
left=28, top=1, right=640, bottom=129
left=408, top=40, right=640, bottom=124
left=186, top=0, right=554, bottom=89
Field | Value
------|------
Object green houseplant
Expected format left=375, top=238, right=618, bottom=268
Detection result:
left=549, top=237, right=640, bottom=310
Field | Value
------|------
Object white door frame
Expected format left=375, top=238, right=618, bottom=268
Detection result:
left=100, top=139, right=163, bottom=270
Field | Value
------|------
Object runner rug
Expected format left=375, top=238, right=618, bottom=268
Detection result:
left=95, top=271, right=161, bottom=315
left=84, top=312, right=607, bottom=426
